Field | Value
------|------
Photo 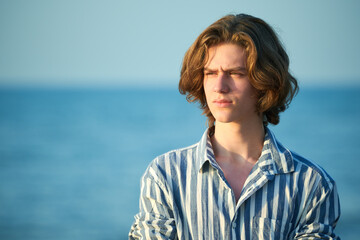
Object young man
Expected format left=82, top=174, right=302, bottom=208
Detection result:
left=129, top=14, right=340, bottom=239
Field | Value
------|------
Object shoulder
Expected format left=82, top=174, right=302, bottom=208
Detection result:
left=268, top=127, right=336, bottom=190
left=155, top=142, right=199, bottom=167
left=141, top=129, right=209, bottom=190
left=290, top=150, right=336, bottom=190
left=142, top=142, right=199, bottom=184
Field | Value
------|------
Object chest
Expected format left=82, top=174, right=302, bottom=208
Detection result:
left=217, top=160, right=254, bottom=202
left=175, top=170, right=300, bottom=240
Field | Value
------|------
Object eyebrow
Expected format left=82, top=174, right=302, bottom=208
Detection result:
left=203, top=66, right=247, bottom=72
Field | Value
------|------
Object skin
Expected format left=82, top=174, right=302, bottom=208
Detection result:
left=203, top=43, right=265, bottom=202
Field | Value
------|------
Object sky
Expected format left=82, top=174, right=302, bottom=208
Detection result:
left=0, top=0, right=359, bottom=88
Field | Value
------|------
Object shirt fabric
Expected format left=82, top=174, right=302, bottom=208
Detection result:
left=129, top=128, right=341, bottom=239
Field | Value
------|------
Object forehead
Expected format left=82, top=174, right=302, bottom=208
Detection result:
left=205, top=43, right=246, bottom=69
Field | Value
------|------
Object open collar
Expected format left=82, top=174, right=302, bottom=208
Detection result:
left=256, top=127, right=295, bottom=176
left=195, top=127, right=295, bottom=175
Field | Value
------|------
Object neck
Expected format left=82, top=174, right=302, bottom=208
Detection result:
left=211, top=118, right=265, bottom=163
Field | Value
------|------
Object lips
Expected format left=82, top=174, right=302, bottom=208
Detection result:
left=214, top=99, right=231, bottom=103
left=213, top=99, right=232, bottom=107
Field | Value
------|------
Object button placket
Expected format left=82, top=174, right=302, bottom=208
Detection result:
left=232, top=222, right=237, bottom=229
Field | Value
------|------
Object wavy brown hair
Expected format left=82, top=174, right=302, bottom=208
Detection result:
left=179, top=14, right=298, bottom=127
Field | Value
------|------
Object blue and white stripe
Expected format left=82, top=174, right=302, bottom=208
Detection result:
left=129, top=128, right=340, bottom=239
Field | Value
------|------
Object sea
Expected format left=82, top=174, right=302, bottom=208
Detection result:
left=0, top=85, right=359, bottom=239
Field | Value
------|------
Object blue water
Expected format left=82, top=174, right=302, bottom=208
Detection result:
left=0, top=86, right=359, bottom=239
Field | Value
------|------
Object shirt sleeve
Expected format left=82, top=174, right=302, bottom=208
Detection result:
left=129, top=170, right=177, bottom=239
left=293, top=178, right=341, bottom=239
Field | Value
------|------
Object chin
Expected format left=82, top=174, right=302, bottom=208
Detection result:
left=213, top=117, right=234, bottom=123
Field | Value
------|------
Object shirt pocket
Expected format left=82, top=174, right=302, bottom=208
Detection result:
left=252, top=217, right=292, bottom=240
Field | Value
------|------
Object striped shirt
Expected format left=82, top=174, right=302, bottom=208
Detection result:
left=129, top=128, right=341, bottom=239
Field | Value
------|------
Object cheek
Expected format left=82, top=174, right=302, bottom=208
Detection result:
left=203, top=80, right=212, bottom=97
left=239, top=81, right=256, bottom=96
left=249, top=86, right=258, bottom=101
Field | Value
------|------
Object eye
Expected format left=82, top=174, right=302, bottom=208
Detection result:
left=230, top=71, right=246, bottom=77
left=204, top=71, right=217, bottom=76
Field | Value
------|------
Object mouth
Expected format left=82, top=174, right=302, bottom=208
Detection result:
left=213, top=99, right=232, bottom=107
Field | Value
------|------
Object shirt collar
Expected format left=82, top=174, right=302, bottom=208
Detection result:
left=195, top=128, right=217, bottom=172
left=256, top=127, right=295, bottom=175
left=195, top=127, right=295, bottom=175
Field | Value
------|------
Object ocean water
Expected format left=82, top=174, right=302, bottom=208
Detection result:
left=0, top=86, right=359, bottom=239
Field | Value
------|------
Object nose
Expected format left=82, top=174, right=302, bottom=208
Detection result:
left=213, top=72, right=230, bottom=93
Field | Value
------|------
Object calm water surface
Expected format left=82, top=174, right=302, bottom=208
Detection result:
left=0, top=86, right=359, bottom=239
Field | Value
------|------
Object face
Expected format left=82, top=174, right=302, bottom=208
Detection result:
left=203, top=43, right=260, bottom=125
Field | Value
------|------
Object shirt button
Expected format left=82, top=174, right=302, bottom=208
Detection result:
left=232, top=223, right=236, bottom=229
